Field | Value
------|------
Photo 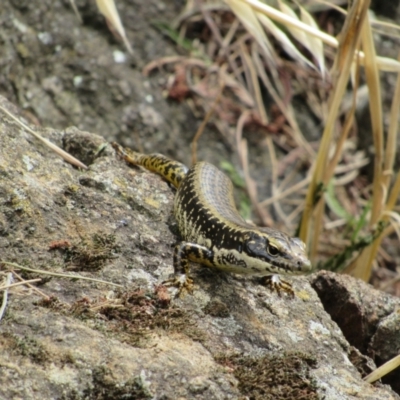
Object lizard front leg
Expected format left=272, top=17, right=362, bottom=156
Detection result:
left=262, top=275, right=294, bottom=297
left=163, top=242, right=214, bottom=296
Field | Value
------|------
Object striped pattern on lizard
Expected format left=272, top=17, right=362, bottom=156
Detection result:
left=112, top=143, right=312, bottom=296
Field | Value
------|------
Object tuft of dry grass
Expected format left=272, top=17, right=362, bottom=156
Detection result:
left=299, top=0, right=370, bottom=259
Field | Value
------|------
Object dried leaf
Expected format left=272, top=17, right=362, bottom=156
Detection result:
left=299, top=5, right=325, bottom=75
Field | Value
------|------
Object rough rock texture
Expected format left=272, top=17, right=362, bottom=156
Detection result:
left=0, top=0, right=229, bottom=169
left=312, top=271, right=400, bottom=394
left=0, top=97, right=399, bottom=399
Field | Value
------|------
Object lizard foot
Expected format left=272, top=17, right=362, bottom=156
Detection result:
left=262, top=274, right=295, bottom=297
left=162, top=274, right=194, bottom=298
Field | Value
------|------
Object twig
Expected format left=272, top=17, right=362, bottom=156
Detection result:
left=0, top=105, right=88, bottom=170
left=1, top=261, right=123, bottom=288
left=222, top=19, right=244, bottom=84
left=365, top=354, right=400, bottom=383
left=12, top=270, right=50, bottom=299
left=0, top=279, right=42, bottom=291
left=143, top=56, right=204, bottom=76
left=0, top=273, right=12, bottom=322
left=260, top=176, right=310, bottom=207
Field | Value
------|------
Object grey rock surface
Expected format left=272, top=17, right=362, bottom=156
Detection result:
left=0, top=96, right=398, bottom=399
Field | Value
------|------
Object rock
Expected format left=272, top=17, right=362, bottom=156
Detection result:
left=0, top=96, right=398, bottom=399
left=311, top=270, right=400, bottom=394
left=311, top=270, right=400, bottom=353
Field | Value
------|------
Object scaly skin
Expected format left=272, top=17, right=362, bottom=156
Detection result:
left=113, top=143, right=312, bottom=296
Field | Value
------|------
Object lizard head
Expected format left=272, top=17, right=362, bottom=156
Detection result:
left=243, top=229, right=312, bottom=275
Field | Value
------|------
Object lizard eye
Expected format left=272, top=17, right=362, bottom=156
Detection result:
left=268, top=245, right=279, bottom=256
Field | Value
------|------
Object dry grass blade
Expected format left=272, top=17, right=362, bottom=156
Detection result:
left=0, top=105, right=88, bottom=170
left=386, top=212, right=400, bottom=237
left=349, top=12, right=384, bottom=281
left=96, top=0, right=133, bottom=54
left=12, top=270, right=50, bottom=299
left=364, top=354, right=400, bottom=383
left=260, top=176, right=310, bottom=207
left=299, top=4, right=325, bottom=76
left=382, top=57, right=400, bottom=200
left=347, top=56, right=400, bottom=278
left=68, top=0, right=83, bottom=23
left=266, top=136, right=290, bottom=227
left=386, top=173, right=400, bottom=221
left=0, top=273, right=12, bottom=322
left=200, top=4, right=239, bottom=77
left=324, top=65, right=360, bottom=183
left=362, top=15, right=384, bottom=227
left=143, top=56, right=187, bottom=76
left=225, top=0, right=277, bottom=65
left=1, top=261, right=123, bottom=288
left=219, top=70, right=254, bottom=107
left=299, top=0, right=370, bottom=259
left=382, top=61, right=400, bottom=186
left=240, top=41, right=268, bottom=124
left=316, top=0, right=400, bottom=39
left=243, top=0, right=335, bottom=44
left=278, top=1, right=324, bottom=74
left=0, top=279, right=42, bottom=291
left=256, top=12, right=315, bottom=70
left=241, top=0, right=400, bottom=72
